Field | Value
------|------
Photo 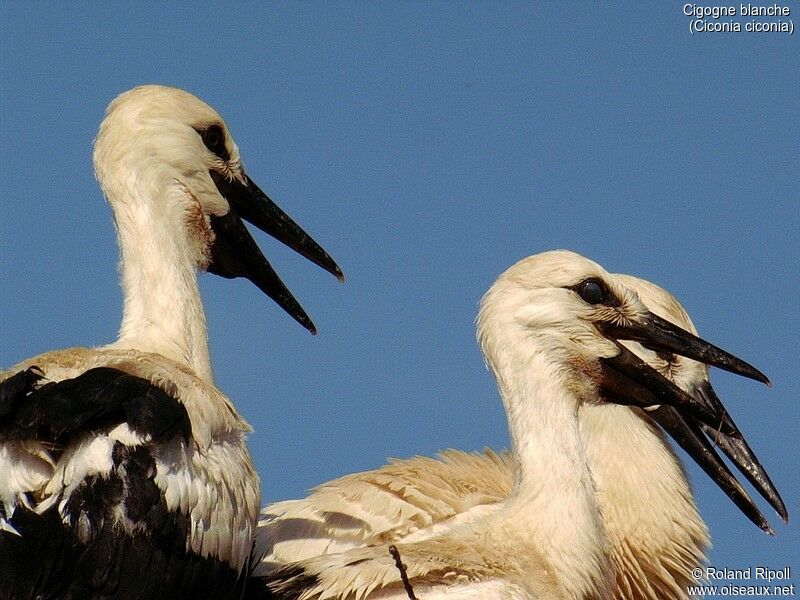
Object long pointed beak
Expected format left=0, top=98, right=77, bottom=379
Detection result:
left=599, top=311, right=786, bottom=532
left=691, top=381, right=787, bottom=522
left=207, top=171, right=344, bottom=334
left=599, top=344, right=727, bottom=431
left=649, top=404, right=775, bottom=533
left=600, top=311, right=770, bottom=386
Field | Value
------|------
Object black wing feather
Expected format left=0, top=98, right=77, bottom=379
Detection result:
left=0, top=367, right=191, bottom=445
left=0, top=366, right=247, bottom=600
left=0, top=366, right=44, bottom=418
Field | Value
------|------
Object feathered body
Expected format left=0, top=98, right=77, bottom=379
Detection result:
left=254, top=254, right=779, bottom=600
left=0, top=85, right=342, bottom=599
left=0, top=349, right=259, bottom=598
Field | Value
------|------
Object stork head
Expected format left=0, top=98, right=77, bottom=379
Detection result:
left=613, top=275, right=705, bottom=391
left=477, top=250, right=768, bottom=430
left=615, top=273, right=786, bottom=532
left=93, top=85, right=342, bottom=334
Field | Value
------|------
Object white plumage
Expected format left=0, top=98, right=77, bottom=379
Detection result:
left=253, top=251, right=782, bottom=600
left=0, top=85, right=341, bottom=599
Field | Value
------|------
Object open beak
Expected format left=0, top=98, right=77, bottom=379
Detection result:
left=598, top=310, right=785, bottom=533
left=649, top=403, right=783, bottom=534
left=207, top=171, right=343, bottom=334
left=598, top=344, right=728, bottom=431
left=691, top=380, right=787, bottom=523
left=647, top=381, right=787, bottom=533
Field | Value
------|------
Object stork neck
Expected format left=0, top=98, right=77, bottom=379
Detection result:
left=581, top=405, right=709, bottom=597
left=109, top=194, right=214, bottom=383
left=494, top=351, right=612, bottom=599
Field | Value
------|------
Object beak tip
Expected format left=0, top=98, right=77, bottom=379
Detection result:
left=753, top=513, right=775, bottom=535
left=776, top=502, right=789, bottom=523
left=747, top=368, right=770, bottom=387
left=295, top=312, right=318, bottom=335
left=335, top=270, right=345, bottom=284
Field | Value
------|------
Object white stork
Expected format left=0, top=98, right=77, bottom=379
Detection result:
left=0, top=85, right=342, bottom=599
left=250, top=250, right=777, bottom=600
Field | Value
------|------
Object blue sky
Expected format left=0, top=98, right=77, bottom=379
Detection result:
left=1, top=2, right=797, bottom=586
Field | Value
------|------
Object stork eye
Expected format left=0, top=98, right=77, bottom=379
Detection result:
left=576, top=278, right=607, bottom=305
left=201, top=125, right=227, bottom=159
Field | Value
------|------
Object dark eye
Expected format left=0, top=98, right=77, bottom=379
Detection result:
left=576, top=278, right=606, bottom=305
left=201, top=125, right=227, bottom=159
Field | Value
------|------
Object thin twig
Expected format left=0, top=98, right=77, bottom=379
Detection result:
left=389, top=545, right=418, bottom=600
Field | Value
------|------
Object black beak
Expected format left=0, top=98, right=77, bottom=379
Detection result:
left=649, top=402, right=784, bottom=534
left=647, top=380, right=787, bottom=533
left=601, top=311, right=770, bottom=386
left=599, top=311, right=785, bottom=533
left=599, top=344, right=727, bottom=431
left=207, top=171, right=343, bottom=334
left=690, top=381, right=787, bottom=523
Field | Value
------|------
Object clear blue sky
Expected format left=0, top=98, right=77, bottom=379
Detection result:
left=1, top=2, right=797, bottom=586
